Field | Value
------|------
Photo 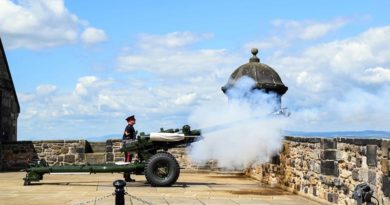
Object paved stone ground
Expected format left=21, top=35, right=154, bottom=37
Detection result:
left=0, top=171, right=320, bottom=205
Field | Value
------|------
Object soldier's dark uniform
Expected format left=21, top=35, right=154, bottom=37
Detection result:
left=123, top=115, right=136, bottom=182
left=123, top=124, right=136, bottom=140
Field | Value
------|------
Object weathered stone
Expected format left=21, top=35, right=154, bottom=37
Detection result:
left=327, top=193, right=333, bottom=202
left=106, top=153, right=114, bottom=162
left=322, top=139, right=337, bottom=149
left=321, top=150, right=337, bottom=160
left=382, top=140, right=389, bottom=159
left=366, top=145, right=377, bottom=167
left=361, top=156, right=368, bottom=168
left=76, top=148, right=84, bottom=154
left=334, top=178, right=342, bottom=187
left=61, top=147, right=68, bottom=154
left=381, top=159, right=389, bottom=175
left=106, top=146, right=113, bottom=152
left=312, top=187, right=317, bottom=196
left=352, top=169, right=360, bottom=181
left=332, top=194, right=338, bottom=204
left=68, top=147, right=76, bottom=154
left=64, top=155, right=75, bottom=163
left=52, top=149, right=62, bottom=155
left=321, top=160, right=338, bottom=176
left=115, top=157, right=125, bottom=162
left=361, top=168, right=369, bottom=182
left=78, top=153, right=85, bottom=160
left=383, top=176, right=390, bottom=197
left=356, top=157, right=362, bottom=167
left=368, top=170, right=376, bottom=185
left=347, top=163, right=355, bottom=171
left=340, top=169, right=351, bottom=179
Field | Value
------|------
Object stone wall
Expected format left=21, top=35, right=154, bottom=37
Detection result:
left=245, top=137, right=390, bottom=205
left=0, top=140, right=86, bottom=171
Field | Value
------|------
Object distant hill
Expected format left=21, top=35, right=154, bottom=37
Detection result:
left=84, top=134, right=121, bottom=141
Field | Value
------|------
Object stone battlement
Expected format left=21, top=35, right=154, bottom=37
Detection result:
left=246, top=136, right=390, bottom=205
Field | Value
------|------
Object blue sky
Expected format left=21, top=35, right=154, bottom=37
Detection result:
left=1, top=0, right=390, bottom=140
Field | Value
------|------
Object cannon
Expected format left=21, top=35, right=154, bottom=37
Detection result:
left=23, top=125, right=201, bottom=187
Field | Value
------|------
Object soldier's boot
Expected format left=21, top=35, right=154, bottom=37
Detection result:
left=124, top=172, right=135, bottom=182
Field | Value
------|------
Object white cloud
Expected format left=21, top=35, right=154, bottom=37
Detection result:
left=174, top=93, right=197, bottom=105
left=0, top=0, right=106, bottom=49
left=265, top=25, right=390, bottom=131
left=359, top=67, right=390, bottom=84
left=81, top=27, right=107, bottom=44
left=245, top=18, right=350, bottom=52
left=271, top=18, right=349, bottom=40
left=36, top=84, right=57, bottom=95
left=117, top=32, right=240, bottom=76
left=138, top=32, right=213, bottom=49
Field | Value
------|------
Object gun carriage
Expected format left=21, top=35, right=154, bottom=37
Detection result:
left=23, top=125, right=201, bottom=187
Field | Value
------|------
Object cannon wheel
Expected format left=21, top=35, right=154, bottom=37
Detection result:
left=144, top=152, right=180, bottom=187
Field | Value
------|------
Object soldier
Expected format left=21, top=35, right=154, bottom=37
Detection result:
left=123, top=115, right=136, bottom=182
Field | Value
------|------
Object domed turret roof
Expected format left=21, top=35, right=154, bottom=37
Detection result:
left=221, top=48, right=288, bottom=95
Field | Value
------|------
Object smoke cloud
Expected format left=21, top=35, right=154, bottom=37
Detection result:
left=188, top=77, right=289, bottom=169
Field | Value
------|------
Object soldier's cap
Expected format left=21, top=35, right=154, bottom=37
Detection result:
left=126, top=115, right=135, bottom=121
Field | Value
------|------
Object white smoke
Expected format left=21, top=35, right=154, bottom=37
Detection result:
left=188, top=77, right=289, bottom=169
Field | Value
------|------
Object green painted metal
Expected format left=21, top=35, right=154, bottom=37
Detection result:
left=23, top=125, right=201, bottom=186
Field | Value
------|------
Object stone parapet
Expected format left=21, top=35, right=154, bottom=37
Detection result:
left=0, top=140, right=86, bottom=171
left=246, top=137, right=390, bottom=205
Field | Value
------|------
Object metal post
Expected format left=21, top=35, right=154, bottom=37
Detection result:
left=113, top=179, right=126, bottom=205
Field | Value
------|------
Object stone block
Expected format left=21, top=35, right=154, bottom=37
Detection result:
left=64, top=155, right=75, bottom=163
left=321, top=150, right=337, bottom=160
left=382, top=140, right=389, bottom=159
left=340, top=169, right=351, bottom=179
left=383, top=176, right=390, bottom=197
left=332, top=194, right=338, bottom=204
left=334, top=178, right=342, bottom=187
left=321, top=160, right=338, bottom=176
left=361, top=168, right=369, bottom=182
left=361, top=156, right=368, bottom=168
left=366, top=145, right=377, bottom=167
left=106, top=153, right=114, bottom=162
left=321, top=139, right=337, bottom=149
left=61, top=147, right=68, bottom=154
left=381, top=159, right=389, bottom=175
left=106, top=146, right=113, bottom=152
left=78, top=153, right=85, bottom=160
left=115, top=157, right=125, bottom=162
left=310, top=161, right=321, bottom=173
left=327, top=193, right=333, bottom=203
left=58, top=156, right=63, bottom=162
left=356, top=157, right=362, bottom=167
left=352, top=169, right=360, bottom=181
left=76, top=148, right=84, bottom=154
left=368, top=170, right=376, bottom=185
left=313, top=187, right=317, bottom=196
left=85, top=153, right=106, bottom=164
